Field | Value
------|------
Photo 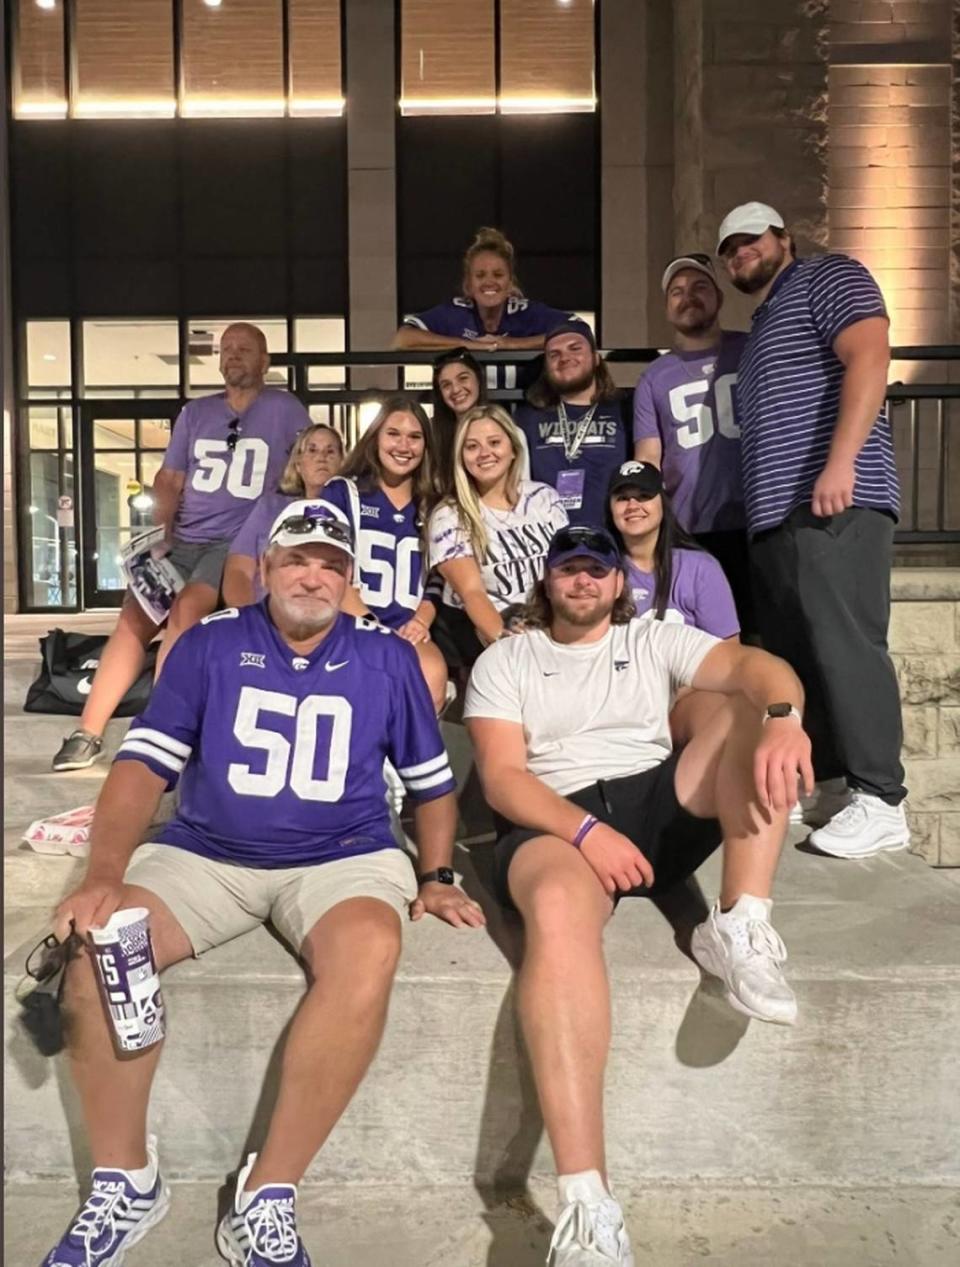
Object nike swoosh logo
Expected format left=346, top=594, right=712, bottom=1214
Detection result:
left=324, top=661, right=349, bottom=672
left=77, top=676, right=92, bottom=694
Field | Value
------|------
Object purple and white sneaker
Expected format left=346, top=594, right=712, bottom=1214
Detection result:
left=216, top=1153, right=312, bottom=1266
left=41, top=1134, right=170, bottom=1266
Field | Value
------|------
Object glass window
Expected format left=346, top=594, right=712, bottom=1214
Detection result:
left=140, top=418, right=174, bottom=450
left=74, top=0, right=174, bottom=117
left=289, top=0, right=343, bottom=116
left=187, top=318, right=288, bottom=394
left=26, top=321, right=72, bottom=392
left=83, top=321, right=181, bottom=395
left=26, top=450, right=77, bottom=607
left=295, top=317, right=346, bottom=388
left=182, top=0, right=284, bottom=117
left=93, top=420, right=136, bottom=449
left=14, top=0, right=67, bottom=118
left=28, top=406, right=60, bottom=450
left=401, top=0, right=495, bottom=115
left=500, top=0, right=595, bottom=113
left=93, top=450, right=138, bottom=591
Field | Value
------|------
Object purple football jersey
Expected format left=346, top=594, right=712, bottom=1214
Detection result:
left=515, top=399, right=631, bottom=527
left=632, top=332, right=748, bottom=534
left=403, top=296, right=581, bottom=342
left=322, top=478, right=425, bottom=630
left=625, top=548, right=739, bottom=639
left=162, top=388, right=309, bottom=542
left=114, top=603, right=455, bottom=868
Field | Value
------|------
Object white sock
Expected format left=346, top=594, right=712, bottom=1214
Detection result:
left=557, top=1169, right=610, bottom=1207
left=124, top=1154, right=158, bottom=1194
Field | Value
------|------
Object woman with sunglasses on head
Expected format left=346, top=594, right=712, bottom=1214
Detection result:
left=320, top=396, right=449, bottom=713
left=430, top=348, right=488, bottom=494
left=427, top=404, right=568, bottom=669
left=223, top=422, right=345, bottom=608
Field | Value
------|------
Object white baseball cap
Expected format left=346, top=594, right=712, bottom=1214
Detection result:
left=266, top=499, right=353, bottom=557
left=716, top=202, right=785, bottom=254
left=661, top=253, right=720, bottom=294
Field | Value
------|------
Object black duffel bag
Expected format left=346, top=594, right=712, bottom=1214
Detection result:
left=23, top=629, right=158, bottom=718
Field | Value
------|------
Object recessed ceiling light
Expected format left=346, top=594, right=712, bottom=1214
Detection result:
left=36, top=0, right=57, bottom=12
left=203, top=0, right=223, bottom=8
left=43, top=353, right=57, bottom=362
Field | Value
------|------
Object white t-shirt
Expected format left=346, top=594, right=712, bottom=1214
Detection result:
left=463, top=620, right=719, bottom=795
left=427, top=480, right=569, bottom=611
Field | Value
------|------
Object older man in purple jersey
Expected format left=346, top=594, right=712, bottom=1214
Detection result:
left=52, top=323, right=310, bottom=774
left=632, top=254, right=754, bottom=636
left=42, top=503, right=484, bottom=1267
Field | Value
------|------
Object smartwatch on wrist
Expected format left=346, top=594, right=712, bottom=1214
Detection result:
left=763, top=702, right=802, bottom=724
left=417, top=867, right=455, bottom=887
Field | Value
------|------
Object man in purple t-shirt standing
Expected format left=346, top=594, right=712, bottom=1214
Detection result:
left=633, top=254, right=753, bottom=636
left=52, top=323, right=309, bottom=773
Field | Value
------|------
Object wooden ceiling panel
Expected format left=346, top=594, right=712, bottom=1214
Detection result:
left=182, top=0, right=284, bottom=115
left=15, top=0, right=66, bottom=113
left=500, top=0, right=595, bottom=108
left=401, top=0, right=495, bottom=112
left=289, top=0, right=342, bottom=111
left=75, top=0, right=174, bottom=112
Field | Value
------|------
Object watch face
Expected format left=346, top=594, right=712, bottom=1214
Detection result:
left=437, top=867, right=455, bottom=885
left=767, top=703, right=793, bottom=717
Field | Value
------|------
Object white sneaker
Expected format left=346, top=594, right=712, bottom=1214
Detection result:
left=691, top=895, right=797, bottom=1026
left=548, top=1173, right=634, bottom=1266
left=789, top=777, right=849, bottom=827
left=808, top=792, right=910, bottom=858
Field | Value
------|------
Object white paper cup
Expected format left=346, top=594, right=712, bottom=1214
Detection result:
left=89, top=907, right=166, bottom=1052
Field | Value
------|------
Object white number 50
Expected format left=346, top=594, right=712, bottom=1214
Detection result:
left=667, top=372, right=739, bottom=449
left=228, top=686, right=352, bottom=801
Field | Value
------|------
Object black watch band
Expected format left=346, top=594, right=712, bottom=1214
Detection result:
left=417, top=867, right=455, bottom=887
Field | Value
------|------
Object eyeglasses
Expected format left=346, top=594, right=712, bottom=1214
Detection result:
left=550, top=526, right=619, bottom=556
left=226, top=417, right=241, bottom=452
left=16, top=930, right=83, bottom=1057
left=270, top=513, right=354, bottom=547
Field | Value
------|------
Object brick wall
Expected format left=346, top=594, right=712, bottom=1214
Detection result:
left=891, top=571, right=960, bottom=866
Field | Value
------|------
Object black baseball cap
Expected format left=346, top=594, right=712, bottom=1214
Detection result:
left=608, top=461, right=663, bottom=499
left=546, top=525, right=621, bottom=572
left=543, top=320, right=597, bottom=353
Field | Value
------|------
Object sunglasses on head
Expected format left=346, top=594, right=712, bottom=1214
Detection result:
left=226, top=417, right=241, bottom=452
left=271, top=514, right=353, bottom=546
left=552, top=526, right=618, bottom=555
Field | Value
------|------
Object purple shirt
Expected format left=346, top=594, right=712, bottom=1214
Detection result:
left=403, top=296, right=581, bottom=342
left=735, top=255, right=899, bottom=535
left=163, top=388, right=309, bottom=542
left=114, top=603, right=455, bottom=868
left=321, top=478, right=425, bottom=630
left=515, top=398, right=631, bottom=528
left=625, top=548, right=739, bottom=639
left=632, top=331, right=748, bottom=535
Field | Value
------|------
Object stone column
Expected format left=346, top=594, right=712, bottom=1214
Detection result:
left=345, top=0, right=397, bottom=380
left=951, top=1, right=960, bottom=344
left=1, top=2, right=18, bottom=613
left=599, top=0, right=674, bottom=353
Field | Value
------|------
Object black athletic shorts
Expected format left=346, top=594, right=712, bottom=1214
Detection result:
left=492, top=752, right=723, bottom=909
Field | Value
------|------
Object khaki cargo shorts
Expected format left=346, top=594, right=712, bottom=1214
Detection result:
left=124, top=842, right=418, bottom=956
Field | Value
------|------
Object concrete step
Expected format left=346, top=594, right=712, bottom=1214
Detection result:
left=4, top=756, right=112, bottom=829
left=6, top=1179, right=959, bottom=1267
left=5, top=711, right=129, bottom=760
left=6, top=840, right=960, bottom=1190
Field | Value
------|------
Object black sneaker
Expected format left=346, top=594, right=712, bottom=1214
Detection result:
left=52, top=730, right=104, bottom=772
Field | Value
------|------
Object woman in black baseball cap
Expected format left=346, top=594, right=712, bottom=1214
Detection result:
left=606, top=461, right=740, bottom=640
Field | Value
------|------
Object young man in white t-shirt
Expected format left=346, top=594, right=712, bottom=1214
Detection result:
left=464, top=523, right=812, bottom=1267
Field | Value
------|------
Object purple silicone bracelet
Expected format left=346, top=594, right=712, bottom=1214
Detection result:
left=572, top=814, right=599, bottom=849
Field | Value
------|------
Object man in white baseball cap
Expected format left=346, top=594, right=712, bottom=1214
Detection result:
left=715, top=197, right=908, bottom=860
left=716, top=201, right=786, bottom=258
left=633, top=251, right=755, bottom=635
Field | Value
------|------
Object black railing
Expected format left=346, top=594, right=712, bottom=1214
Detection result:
left=271, top=345, right=960, bottom=546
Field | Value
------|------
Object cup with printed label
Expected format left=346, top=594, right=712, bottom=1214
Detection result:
left=89, top=907, right=166, bottom=1053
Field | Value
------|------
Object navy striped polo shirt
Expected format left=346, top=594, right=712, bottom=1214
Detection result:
left=736, top=254, right=900, bottom=535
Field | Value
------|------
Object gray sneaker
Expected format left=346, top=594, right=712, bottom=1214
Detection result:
left=52, top=730, right=104, bottom=772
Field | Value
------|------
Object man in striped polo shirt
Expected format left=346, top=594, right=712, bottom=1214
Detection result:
left=716, top=201, right=908, bottom=859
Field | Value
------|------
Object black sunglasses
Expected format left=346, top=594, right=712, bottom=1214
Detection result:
left=551, top=526, right=619, bottom=555
left=16, top=930, right=84, bottom=1057
left=226, top=417, right=241, bottom=452
left=270, top=513, right=354, bottom=546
